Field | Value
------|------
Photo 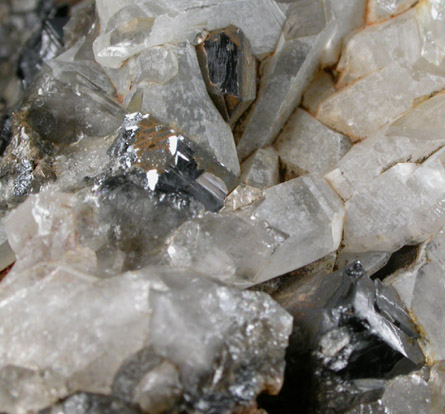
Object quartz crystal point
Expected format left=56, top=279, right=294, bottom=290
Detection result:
left=367, top=0, right=419, bottom=23
left=240, top=147, right=280, bottom=189
left=134, top=43, right=240, bottom=176
left=237, top=2, right=336, bottom=160
left=93, top=0, right=287, bottom=69
left=276, top=108, right=352, bottom=179
left=261, top=262, right=424, bottom=414
left=0, top=218, right=292, bottom=414
left=166, top=174, right=344, bottom=286
left=108, top=112, right=237, bottom=211
left=196, top=25, right=256, bottom=127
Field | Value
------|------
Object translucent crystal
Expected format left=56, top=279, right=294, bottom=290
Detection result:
left=321, top=0, right=367, bottom=66
left=317, top=62, right=445, bottom=141
left=367, top=0, right=418, bottom=23
left=430, top=361, right=445, bottom=414
left=276, top=108, right=352, bottom=179
left=93, top=0, right=287, bottom=68
left=253, top=174, right=344, bottom=282
left=136, top=43, right=240, bottom=176
left=343, top=157, right=445, bottom=252
left=237, top=9, right=336, bottom=160
left=326, top=93, right=445, bottom=200
left=240, top=147, right=280, bottom=189
left=0, top=261, right=292, bottom=413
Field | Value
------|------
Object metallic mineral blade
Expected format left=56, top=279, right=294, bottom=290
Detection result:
left=196, top=25, right=256, bottom=127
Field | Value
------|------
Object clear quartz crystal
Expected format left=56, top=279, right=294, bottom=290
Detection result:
left=237, top=4, right=336, bottom=160
left=93, top=0, right=286, bottom=68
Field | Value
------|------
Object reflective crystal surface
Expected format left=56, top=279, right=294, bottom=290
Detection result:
left=196, top=25, right=257, bottom=127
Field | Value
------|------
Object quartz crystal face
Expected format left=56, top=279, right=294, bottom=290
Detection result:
left=3, top=0, right=445, bottom=413
left=196, top=25, right=257, bottom=127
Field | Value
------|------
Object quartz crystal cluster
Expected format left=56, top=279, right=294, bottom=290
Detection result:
left=1, top=0, right=445, bottom=413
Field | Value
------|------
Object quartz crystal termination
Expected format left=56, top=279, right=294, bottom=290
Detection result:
left=196, top=25, right=257, bottom=127
left=237, top=0, right=335, bottom=160
left=165, top=174, right=345, bottom=286
left=108, top=112, right=238, bottom=212
left=260, top=262, right=424, bottom=414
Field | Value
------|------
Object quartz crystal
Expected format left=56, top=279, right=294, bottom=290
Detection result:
left=236, top=2, right=336, bottom=160
left=3, top=0, right=445, bottom=412
left=276, top=108, right=352, bottom=179
left=240, top=147, right=279, bottom=189
left=0, top=191, right=293, bottom=413
left=367, top=0, right=419, bottom=23
left=196, top=25, right=257, bottom=127
left=165, top=174, right=344, bottom=286
left=325, top=92, right=445, bottom=200
left=318, top=0, right=445, bottom=140
left=93, top=0, right=287, bottom=68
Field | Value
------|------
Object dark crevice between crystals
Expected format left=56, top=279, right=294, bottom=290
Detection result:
left=371, top=244, right=421, bottom=281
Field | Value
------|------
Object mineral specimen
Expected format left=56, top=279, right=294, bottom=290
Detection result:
left=1, top=0, right=445, bottom=412
left=260, top=263, right=424, bottom=414
left=276, top=108, right=352, bottom=179
left=196, top=25, right=256, bottom=127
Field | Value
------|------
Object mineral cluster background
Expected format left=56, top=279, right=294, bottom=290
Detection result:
left=0, top=0, right=444, bottom=413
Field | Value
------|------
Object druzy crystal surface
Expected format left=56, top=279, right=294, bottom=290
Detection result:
left=1, top=0, right=445, bottom=413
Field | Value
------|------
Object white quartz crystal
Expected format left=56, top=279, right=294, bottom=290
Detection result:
left=367, top=0, right=418, bottom=23
left=93, top=0, right=287, bottom=68
left=240, top=147, right=280, bottom=189
left=325, top=93, right=445, bottom=200
left=318, top=0, right=445, bottom=140
left=317, top=62, right=445, bottom=141
left=237, top=9, right=336, bottom=160
left=336, top=251, right=391, bottom=275
left=343, top=156, right=445, bottom=253
left=276, top=108, right=351, bottom=179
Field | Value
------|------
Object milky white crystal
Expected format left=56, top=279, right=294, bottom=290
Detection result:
left=276, top=108, right=351, bottom=179
left=367, top=0, right=418, bottom=23
left=343, top=156, right=445, bottom=253
left=325, top=92, right=445, bottom=200
left=317, top=62, right=445, bottom=141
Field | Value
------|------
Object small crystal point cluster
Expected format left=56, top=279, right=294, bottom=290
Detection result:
left=1, top=0, right=445, bottom=413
